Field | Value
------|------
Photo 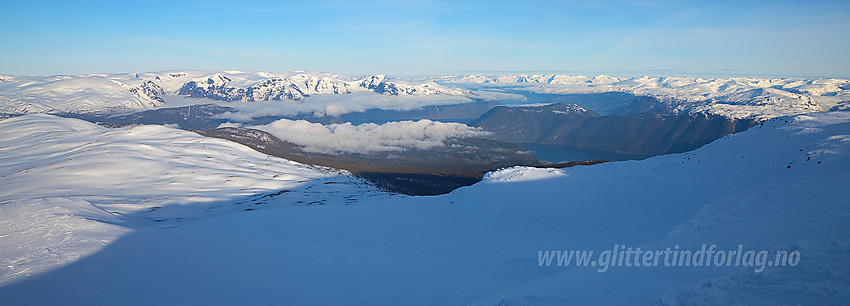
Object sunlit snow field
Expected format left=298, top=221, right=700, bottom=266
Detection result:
left=1, top=112, right=848, bottom=304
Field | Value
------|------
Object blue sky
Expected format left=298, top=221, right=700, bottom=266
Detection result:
left=1, top=0, right=848, bottom=78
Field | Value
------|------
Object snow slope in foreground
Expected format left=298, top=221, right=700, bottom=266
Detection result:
left=0, top=114, right=383, bottom=286
left=0, top=112, right=849, bottom=304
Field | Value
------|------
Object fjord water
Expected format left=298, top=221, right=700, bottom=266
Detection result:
left=493, top=90, right=663, bottom=115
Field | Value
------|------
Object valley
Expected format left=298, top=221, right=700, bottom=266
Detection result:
left=1, top=69, right=848, bottom=304
left=3, top=0, right=849, bottom=303
left=49, top=86, right=764, bottom=195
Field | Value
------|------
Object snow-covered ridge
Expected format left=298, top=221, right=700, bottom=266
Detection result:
left=0, top=114, right=383, bottom=285
left=2, top=70, right=847, bottom=120
left=178, top=72, right=467, bottom=102
left=0, top=114, right=353, bottom=211
left=0, top=114, right=380, bottom=228
left=436, top=74, right=850, bottom=120
left=110, top=79, right=166, bottom=105
left=0, top=74, right=168, bottom=115
left=0, top=71, right=469, bottom=115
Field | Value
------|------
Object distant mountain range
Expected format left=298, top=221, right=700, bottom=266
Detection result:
left=177, top=73, right=467, bottom=102
left=0, top=71, right=468, bottom=115
left=434, top=74, right=850, bottom=119
left=1, top=70, right=848, bottom=121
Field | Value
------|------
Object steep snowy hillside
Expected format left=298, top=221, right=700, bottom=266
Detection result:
left=437, top=74, right=850, bottom=120
left=0, top=114, right=383, bottom=285
left=0, top=111, right=847, bottom=304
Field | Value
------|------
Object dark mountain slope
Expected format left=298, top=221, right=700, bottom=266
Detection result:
left=473, top=103, right=759, bottom=156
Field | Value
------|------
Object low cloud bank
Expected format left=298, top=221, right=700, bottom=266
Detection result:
left=252, top=119, right=490, bottom=154
left=469, top=90, right=527, bottom=102
left=213, top=91, right=474, bottom=122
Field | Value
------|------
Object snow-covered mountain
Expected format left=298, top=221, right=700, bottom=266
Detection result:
left=177, top=72, right=467, bottom=102
left=0, top=111, right=848, bottom=304
left=436, top=74, right=850, bottom=120
left=2, top=70, right=847, bottom=122
left=111, top=79, right=166, bottom=105
left=0, top=74, right=167, bottom=115
left=0, top=71, right=469, bottom=115
left=0, top=114, right=384, bottom=285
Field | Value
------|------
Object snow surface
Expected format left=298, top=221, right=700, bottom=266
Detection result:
left=0, top=114, right=384, bottom=286
left=0, top=75, right=165, bottom=114
left=0, top=71, right=470, bottom=116
left=436, top=74, right=850, bottom=120
left=1, top=111, right=848, bottom=304
left=5, top=70, right=848, bottom=122
left=0, top=198, right=131, bottom=286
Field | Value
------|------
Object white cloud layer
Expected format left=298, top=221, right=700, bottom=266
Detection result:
left=213, top=91, right=474, bottom=122
left=216, top=122, right=243, bottom=128
left=252, top=119, right=490, bottom=154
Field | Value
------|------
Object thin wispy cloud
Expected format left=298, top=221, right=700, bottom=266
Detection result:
left=594, top=9, right=701, bottom=61
left=212, top=92, right=474, bottom=121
